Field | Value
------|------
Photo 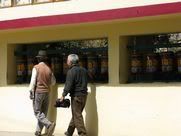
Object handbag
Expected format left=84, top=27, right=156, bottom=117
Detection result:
left=54, top=99, right=70, bottom=108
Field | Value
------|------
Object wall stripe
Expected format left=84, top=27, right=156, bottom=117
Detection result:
left=0, top=2, right=181, bottom=30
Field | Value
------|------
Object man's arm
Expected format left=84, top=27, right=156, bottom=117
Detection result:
left=29, top=67, right=37, bottom=92
left=61, top=70, right=74, bottom=99
left=28, top=67, right=37, bottom=100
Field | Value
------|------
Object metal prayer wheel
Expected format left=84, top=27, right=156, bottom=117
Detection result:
left=16, top=57, right=26, bottom=76
left=63, top=56, right=69, bottom=75
left=176, top=51, right=181, bottom=73
left=87, top=55, right=98, bottom=76
left=51, top=57, right=62, bottom=75
left=160, top=52, right=174, bottom=72
left=100, top=54, right=108, bottom=75
left=27, top=57, right=34, bottom=76
left=16, top=56, right=27, bottom=83
left=79, top=55, right=87, bottom=68
left=131, top=53, right=142, bottom=74
left=145, top=53, right=159, bottom=73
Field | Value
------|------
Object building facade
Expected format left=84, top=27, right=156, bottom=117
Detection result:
left=0, top=0, right=181, bottom=136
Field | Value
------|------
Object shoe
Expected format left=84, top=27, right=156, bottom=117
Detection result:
left=79, top=134, right=87, bottom=136
left=47, top=122, right=56, bottom=136
left=35, top=131, right=41, bottom=136
left=64, top=131, right=72, bottom=136
left=64, top=131, right=68, bottom=136
left=78, top=133, right=87, bottom=136
left=64, top=131, right=67, bottom=135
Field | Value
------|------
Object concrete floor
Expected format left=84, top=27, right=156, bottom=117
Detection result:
left=0, top=132, right=79, bottom=136
left=0, top=132, right=64, bottom=136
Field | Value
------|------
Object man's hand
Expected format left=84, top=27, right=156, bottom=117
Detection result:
left=29, top=91, right=35, bottom=100
left=59, top=95, right=64, bottom=102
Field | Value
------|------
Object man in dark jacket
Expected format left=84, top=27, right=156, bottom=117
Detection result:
left=60, top=54, right=88, bottom=136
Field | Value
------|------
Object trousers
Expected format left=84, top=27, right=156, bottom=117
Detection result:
left=33, top=92, right=51, bottom=133
left=67, top=95, right=87, bottom=136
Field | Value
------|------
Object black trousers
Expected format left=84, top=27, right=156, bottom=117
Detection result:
left=67, top=95, right=87, bottom=136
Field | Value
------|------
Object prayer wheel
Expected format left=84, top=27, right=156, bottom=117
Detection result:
left=145, top=53, right=159, bottom=73
left=176, top=51, right=181, bottom=73
left=27, top=57, right=34, bottom=77
left=16, top=57, right=26, bottom=83
left=100, top=54, right=108, bottom=75
left=26, top=57, right=34, bottom=82
left=98, top=54, right=108, bottom=82
left=51, top=57, right=62, bottom=76
left=87, top=55, right=98, bottom=77
left=63, top=55, right=69, bottom=76
left=79, top=55, right=87, bottom=68
left=160, top=52, right=174, bottom=72
left=130, top=53, right=142, bottom=74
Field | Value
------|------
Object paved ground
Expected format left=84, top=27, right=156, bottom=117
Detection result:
left=0, top=132, right=64, bottom=136
left=0, top=132, right=79, bottom=136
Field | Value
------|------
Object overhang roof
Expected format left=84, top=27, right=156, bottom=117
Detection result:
left=0, top=2, right=180, bottom=30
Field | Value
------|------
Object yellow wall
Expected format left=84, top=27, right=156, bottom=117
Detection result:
left=1, top=13, right=181, bottom=43
left=119, top=36, right=129, bottom=83
left=0, top=43, right=7, bottom=86
left=7, top=44, right=19, bottom=84
left=1, top=84, right=181, bottom=136
left=1, top=13, right=181, bottom=84
left=0, top=13, right=181, bottom=135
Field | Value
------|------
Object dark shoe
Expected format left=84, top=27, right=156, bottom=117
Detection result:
left=78, top=132, right=87, bottom=136
left=47, top=122, right=56, bottom=136
left=35, top=131, right=41, bottom=136
left=79, top=134, right=87, bottom=136
left=64, top=131, right=72, bottom=136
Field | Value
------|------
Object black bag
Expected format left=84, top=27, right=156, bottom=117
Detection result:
left=54, top=99, right=70, bottom=108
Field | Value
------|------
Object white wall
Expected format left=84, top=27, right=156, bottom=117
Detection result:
left=1, top=84, right=181, bottom=136
left=0, top=0, right=180, bottom=21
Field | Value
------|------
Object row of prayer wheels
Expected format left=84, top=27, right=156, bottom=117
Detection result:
left=130, top=51, right=181, bottom=74
left=16, top=54, right=108, bottom=83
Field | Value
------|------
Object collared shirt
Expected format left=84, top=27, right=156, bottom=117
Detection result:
left=62, top=65, right=88, bottom=97
left=29, top=62, right=56, bottom=92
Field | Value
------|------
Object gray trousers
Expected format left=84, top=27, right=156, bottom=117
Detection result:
left=33, top=92, right=51, bottom=133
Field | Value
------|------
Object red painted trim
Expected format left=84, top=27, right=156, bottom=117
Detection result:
left=0, top=2, right=181, bottom=30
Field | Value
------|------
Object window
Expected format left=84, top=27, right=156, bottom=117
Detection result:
left=14, top=38, right=108, bottom=84
left=127, top=33, right=181, bottom=82
left=34, top=0, right=52, bottom=4
left=15, top=0, right=32, bottom=6
left=0, top=0, right=11, bottom=7
left=0, top=0, right=64, bottom=8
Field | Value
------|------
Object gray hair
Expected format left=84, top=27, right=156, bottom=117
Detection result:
left=68, top=54, right=79, bottom=65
